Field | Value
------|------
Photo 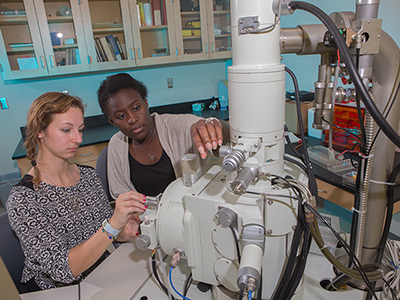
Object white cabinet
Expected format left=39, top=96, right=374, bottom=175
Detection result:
left=0, top=0, right=231, bottom=80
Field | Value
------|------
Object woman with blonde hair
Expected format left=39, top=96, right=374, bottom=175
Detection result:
left=6, top=92, right=146, bottom=291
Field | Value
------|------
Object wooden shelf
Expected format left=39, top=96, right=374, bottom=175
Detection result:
left=6, top=46, right=34, bottom=53
left=92, top=27, right=124, bottom=33
left=214, top=33, right=230, bottom=38
left=140, top=25, right=168, bottom=31
left=181, top=11, right=200, bottom=16
left=0, top=15, right=28, bottom=25
left=47, top=16, right=73, bottom=23
left=183, top=35, right=201, bottom=40
left=213, top=10, right=230, bottom=14
left=53, top=43, right=78, bottom=50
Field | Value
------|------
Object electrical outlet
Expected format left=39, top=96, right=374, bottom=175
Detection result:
left=0, top=98, right=9, bottom=110
left=167, top=78, right=173, bottom=88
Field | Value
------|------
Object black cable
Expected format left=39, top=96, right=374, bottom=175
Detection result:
left=355, top=47, right=367, bottom=154
left=228, top=224, right=241, bottom=264
left=239, top=283, right=245, bottom=300
left=304, top=203, right=379, bottom=299
left=290, top=1, right=400, bottom=149
left=183, top=272, right=193, bottom=297
left=285, top=67, right=318, bottom=197
left=381, top=277, right=398, bottom=300
left=321, top=117, right=364, bottom=146
left=367, top=76, right=400, bottom=155
left=151, top=252, right=175, bottom=299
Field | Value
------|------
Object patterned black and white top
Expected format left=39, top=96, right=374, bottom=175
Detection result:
left=6, top=165, right=114, bottom=290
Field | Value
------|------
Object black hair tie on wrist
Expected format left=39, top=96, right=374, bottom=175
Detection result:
left=30, top=160, right=37, bottom=167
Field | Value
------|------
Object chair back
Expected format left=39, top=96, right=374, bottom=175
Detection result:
left=0, top=212, right=27, bottom=294
left=96, top=146, right=113, bottom=202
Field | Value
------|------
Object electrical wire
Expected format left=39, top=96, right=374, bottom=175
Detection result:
left=379, top=240, right=400, bottom=300
left=321, top=117, right=364, bottom=146
left=169, top=266, right=192, bottom=300
left=248, top=290, right=253, bottom=300
left=151, top=251, right=175, bottom=300
left=183, top=272, right=193, bottom=297
left=289, top=1, right=400, bottom=149
left=229, top=224, right=241, bottom=263
left=250, top=0, right=282, bottom=33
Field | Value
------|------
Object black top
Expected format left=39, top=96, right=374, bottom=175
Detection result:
left=129, top=149, right=176, bottom=196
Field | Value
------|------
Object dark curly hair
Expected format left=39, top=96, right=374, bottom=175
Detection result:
left=97, top=73, right=148, bottom=117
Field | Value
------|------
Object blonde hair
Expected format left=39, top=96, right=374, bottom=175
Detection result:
left=24, top=92, right=85, bottom=187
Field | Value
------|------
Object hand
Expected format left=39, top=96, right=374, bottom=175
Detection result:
left=117, top=213, right=142, bottom=241
left=109, top=191, right=146, bottom=230
left=191, top=117, right=223, bottom=159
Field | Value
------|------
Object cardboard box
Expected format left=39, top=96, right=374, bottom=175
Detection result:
left=285, top=100, right=313, bottom=134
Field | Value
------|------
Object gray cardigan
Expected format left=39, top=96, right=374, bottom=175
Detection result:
left=107, top=113, right=208, bottom=199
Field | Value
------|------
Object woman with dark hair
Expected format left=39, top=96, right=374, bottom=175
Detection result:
left=97, top=73, right=230, bottom=198
left=6, top=92, right=146, bottom=291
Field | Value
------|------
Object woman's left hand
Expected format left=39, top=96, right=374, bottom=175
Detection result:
left=191, top=117, right=225, bottom=159
left=117, top=213, right=142, bottom=241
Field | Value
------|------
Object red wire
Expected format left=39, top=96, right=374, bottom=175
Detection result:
left=337, top=48, right=340, bottom=66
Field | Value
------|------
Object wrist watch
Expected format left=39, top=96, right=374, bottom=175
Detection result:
left=102, top=219, right=121, bottom=238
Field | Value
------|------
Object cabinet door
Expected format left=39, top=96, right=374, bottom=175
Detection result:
left=32, top=0, right=91, bottom=75
left=79, top=0, right=136, bottom=71
left=130, top=0, right=177, bottom=66
left=174, top=0, right=210, bottom=62
left=0, top=0, right=49, bottom=80
left=206, top=0, right=231, bottom=59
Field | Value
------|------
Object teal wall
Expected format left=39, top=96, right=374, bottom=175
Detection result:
left=282, top=0, right=400, bottom=91
left=1, top=0, right=399, bottom=177
left=0, top=61, right=227, bottom=175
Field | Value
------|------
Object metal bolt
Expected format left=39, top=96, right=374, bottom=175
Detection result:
left=268, top=199, right=273, bottom=205
left=292, top=225, right=296, bottom=231
left=267, top=229, right=273, bottom=235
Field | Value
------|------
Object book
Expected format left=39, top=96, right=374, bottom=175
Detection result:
left=137, top=4, right=141, bottom=27
left=100, top=36, right=115, bottom=61
left=95, top=38, right=106, bottom=62
left=138, top=2, right=145, bottom=27
left=114, top=36, right=126, bottom=60
left=161, top=0, right=167, bottom=25
left=75, top=48, right=81, bottom=64
left=17, top=57, right=38, bottom=70
left=94, top=41, right=101, bottom=62
left=106, top=35, right=122, bottom=61
left=143, top=3, right=153, bottom=26
left=154, top=10, right=161, bottom=26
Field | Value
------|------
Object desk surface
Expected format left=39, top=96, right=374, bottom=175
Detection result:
left=19, top=240, right=381, bottom=300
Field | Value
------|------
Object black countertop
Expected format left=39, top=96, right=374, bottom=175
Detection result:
left=12, top=98, right=229, bottom=160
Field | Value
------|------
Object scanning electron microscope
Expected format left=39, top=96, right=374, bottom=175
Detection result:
left=137, top=0, right=400, bottom=299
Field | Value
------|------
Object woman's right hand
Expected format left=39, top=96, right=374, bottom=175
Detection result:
left=109, top=191, right=147, bottom=230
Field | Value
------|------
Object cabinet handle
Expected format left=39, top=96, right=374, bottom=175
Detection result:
left=138, top=48, right=141, bottom=59
left=40, top=55, right=46, bottom=68
left=80, top=152, right=93, bottom=157
left=175, top=48, right=178, bottom=56
left=135, top=48, right=138, bottom=59
left=212, top=42, right=214, bottom=53
left=88, top=55, right=92, bottom=64
left=50, top=55, right=56, bottom=68
left=130, top=48, right=134, bottom=60
left=205, top=43, right=208, bottom=53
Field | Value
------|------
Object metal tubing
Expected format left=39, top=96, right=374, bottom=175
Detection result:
left=361, top=31, right=400, bottom=265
